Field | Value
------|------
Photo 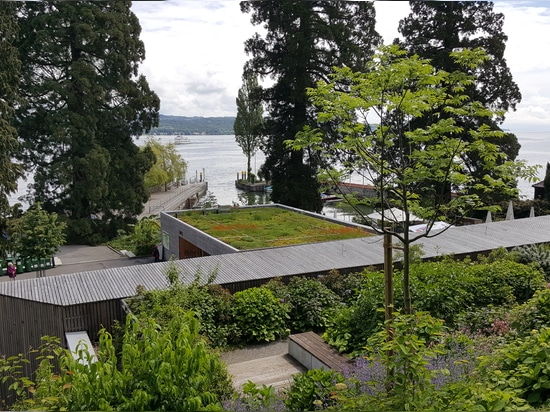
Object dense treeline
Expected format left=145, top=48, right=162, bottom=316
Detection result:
left=149, top=114, right=236, bottom=136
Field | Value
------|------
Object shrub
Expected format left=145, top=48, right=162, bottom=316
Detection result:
left=464, top=260, right=546, bottom=307
left=318, top=269, right=366, bottom=303
left=126, top=270, right=238, bottom=348
left=323, top=270, right=385, bottom=354
left=285, top=276, right=341, bottom=332
left=10, top=314, right=232, bottom=411
left=231, top=287, right=289, bottom=343
left=509, top=288, right=550, bottom=338
left=285, top=369, right=355, bottom=411
left=513, top=243, right=550, bottom=279
left=409, top=260, right=472, bottom=326
left=476, top=326, right=550, bottom=408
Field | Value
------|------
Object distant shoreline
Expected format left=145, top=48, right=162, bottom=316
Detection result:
left=150, top=114, right=235, bottom=135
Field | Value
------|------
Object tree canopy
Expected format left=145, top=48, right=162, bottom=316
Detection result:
left=234, top=71, right=264, bottom=181
left=15, top=1, right=159, bottom=243
left=291, top=45, right=539, bottom=313
left=397, top=1, right=522, bottom=206
left=143, top=137, right=187, bottom=191
left=0, top=3, right=23, bottom=217
left=241, top=0, right=381, bottom=212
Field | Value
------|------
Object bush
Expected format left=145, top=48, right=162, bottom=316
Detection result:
left=285, top=276, right=341, bottom=332
left=318, top=269, right=366, bottom=303
left=126, top=269, right=239, bottom=348
left=231, top=287, right=289, bottom=343
left=323, top=270, right=385, bottom=354
left=285, top=369, right=354, bottom=411
left=513, top=243, right=550, bottom=279
left=410, top=260, right=473, bottom=326
left=477, top=326, right=550, bottom=408
left=10, top=314, right=232, bottom=411
left=510, top=288, right=550, bottom=338
left=464, top=260, right=546, bottom=306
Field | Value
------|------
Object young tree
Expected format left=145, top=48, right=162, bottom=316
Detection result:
left=0, top=3, right=23, bottom=217
left=291, top=45, right=538, bottom=314
left=397, top=1, right=522, bottom=206
left=15, top=1, right=159, bottom=243
left=14, top=202, right=66, bottom=277
left=143, top=137, right=187, bottom=192
left=241, top=1, right=381, bottom=212
left=234, top=71, right=264, bottom=182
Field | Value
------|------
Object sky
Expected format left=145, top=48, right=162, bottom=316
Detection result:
left=130, top=1, right=550, bottom=133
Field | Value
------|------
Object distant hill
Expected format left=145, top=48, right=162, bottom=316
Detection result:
left=150, top=114, right=236, bottom=135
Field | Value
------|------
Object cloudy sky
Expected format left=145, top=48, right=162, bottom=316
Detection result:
left=130, top=1, right=550, bottom=133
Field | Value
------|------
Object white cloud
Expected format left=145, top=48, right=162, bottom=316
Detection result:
left=131, top=0, right=550, bottom=131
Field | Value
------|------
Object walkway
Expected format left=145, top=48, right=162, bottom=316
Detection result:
left=139, top=182, right=207, bottom=219
left=220, top=339, right=305, bottom=392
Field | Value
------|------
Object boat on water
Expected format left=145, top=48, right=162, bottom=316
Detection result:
left=174, top=135, right=192, bottom=145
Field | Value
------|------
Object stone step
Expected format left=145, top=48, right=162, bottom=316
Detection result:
left=226, top=354, right=305, bottom=392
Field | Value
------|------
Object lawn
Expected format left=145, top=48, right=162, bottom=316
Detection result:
left=179, top=207, right=371, bottom=250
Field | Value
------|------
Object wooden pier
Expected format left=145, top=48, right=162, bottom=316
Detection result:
left=139, top=182, right=208, bottom=219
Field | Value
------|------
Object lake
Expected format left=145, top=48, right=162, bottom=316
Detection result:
left=9, top=131, right=549, bottom=214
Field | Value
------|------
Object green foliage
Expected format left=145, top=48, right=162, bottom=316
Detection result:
left=10, top=314, right=231, bottom=411
left=231, top=287, right=289, bottom=343
left=234, top=71, right=264, bottom=179
left=510, top=288, right=550, bottom=338
left=477, top=326, right=550, bottom=408
left=318, top=269, right=366, bottom=303
left=455, top=305, right=513, bottom=339
left=13, top=202, right=66, bottom=260
left=285, top=369, right=353, bottom=412
left=368, top=312, right=445, bottom=410
left=0, top=3, right=23, bottom=217
left=242, top=1, right=380, bottom=213
left=398, top=2, right=523, bottom=205
left=513, top=243, right=550, bottom=279
left=16, top=2, right=159, bottom=237
left=290, top=44, right=539, bottom=315
left=285, top=276, right=340, bottom=332
left=409, top=260, right=473, bottom=326
left=464, top=260, right=546, bottom=307
left=323, top=271, right=385, bottom=354
left=225, top=380, right=280, bottom=411
left=143, top=136, right=187, bottom=190
left=128, top=270, right=238, bottom=348
left=107, top=217, right=160, bottom=256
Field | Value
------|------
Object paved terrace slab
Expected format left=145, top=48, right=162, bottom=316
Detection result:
left=1, top=215, right=549, bottom=306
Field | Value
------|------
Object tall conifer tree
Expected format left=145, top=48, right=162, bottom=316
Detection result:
left=15, top=1, right=159, bottom=243
left=0, top=3, right=23, bottom=215
left=398, top=1, right=521, bottom=205
left=241, top=1, right=381, bottom=212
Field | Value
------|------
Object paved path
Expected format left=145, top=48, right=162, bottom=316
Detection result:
left=220, top=339, right=305, bottom=392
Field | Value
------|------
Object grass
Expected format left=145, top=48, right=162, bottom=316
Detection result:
left=179, top=207, right=372, bottom=250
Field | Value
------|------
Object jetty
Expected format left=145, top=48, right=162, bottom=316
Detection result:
left=139, top=182, right=207, bottom=219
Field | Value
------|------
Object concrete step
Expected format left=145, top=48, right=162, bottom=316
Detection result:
left=226, top=354, right=306, bottom=392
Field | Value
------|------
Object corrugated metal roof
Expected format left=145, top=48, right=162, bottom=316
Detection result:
left=2, top=216, right=550, bottom=306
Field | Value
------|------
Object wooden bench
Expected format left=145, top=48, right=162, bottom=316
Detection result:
left=288, top=331, right=350, bottom=374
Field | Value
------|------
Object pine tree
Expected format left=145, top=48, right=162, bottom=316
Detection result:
left=241, top=1, right=381, bottom=212
left=0, top=3, right=23, bottom=215
left=234, top=71, right=264, bottom=182
left=398, top=1, right=521, bottom=205
left=15, top=1, right=159, bottom=243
